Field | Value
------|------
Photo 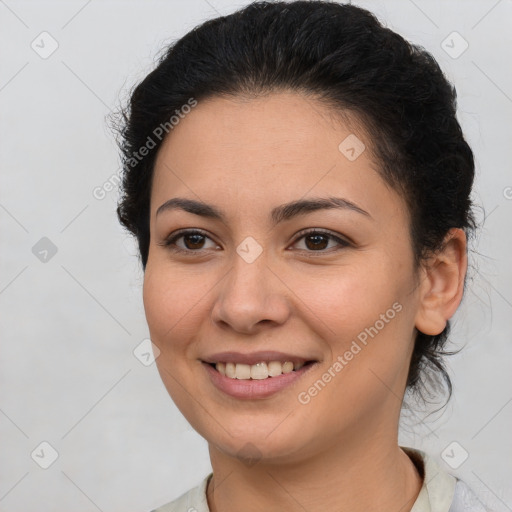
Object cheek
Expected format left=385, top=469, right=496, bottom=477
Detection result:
left=142, top=264, right=211, bottom=351
left=142, top=265, right=209, bottom=421
left=291, top=257, right=416, bottom=390
left=291, top=260, right=405, bottom=336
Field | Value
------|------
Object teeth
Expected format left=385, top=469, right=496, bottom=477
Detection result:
left=282, top=361, right=294, bottom=373
left=251, top=362, right=268, bottom=380
left=235, top=364, right=251, bottom=379
left=225, top=362, right=236, bottom=378
left=268, top=361, right=282, bottom=377
left=214, top=360, right=307, bottom=380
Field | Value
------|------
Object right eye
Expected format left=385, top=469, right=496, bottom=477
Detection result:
left=157, top=229, right=221, bottom=254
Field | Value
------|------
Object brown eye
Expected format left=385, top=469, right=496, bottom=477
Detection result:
left=304, top=233, right=329, bottom=250
left=181, top=232, right=207, bottom=250
left=158, top=229, right=219, bottom=253
left=291, top=229, right=350, bottom=253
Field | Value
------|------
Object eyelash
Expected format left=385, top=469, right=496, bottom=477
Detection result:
left=158, top=228, right=351, bottom=256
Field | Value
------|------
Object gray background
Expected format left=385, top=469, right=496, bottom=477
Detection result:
left=1, top=0, right=511, bottom=510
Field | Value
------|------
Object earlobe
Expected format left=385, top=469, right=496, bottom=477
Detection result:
left=414, top=228, right=468, bottom=336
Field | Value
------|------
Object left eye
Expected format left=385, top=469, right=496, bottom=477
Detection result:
left=291, top=230, right=350, bottom=252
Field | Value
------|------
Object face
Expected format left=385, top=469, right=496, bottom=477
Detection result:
left=143, top=91, right=423, bottom=464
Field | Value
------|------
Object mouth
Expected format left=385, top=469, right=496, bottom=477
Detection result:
left=206, top=360, right=316, bottom=380
left=200, top=351, right=320, bottom=399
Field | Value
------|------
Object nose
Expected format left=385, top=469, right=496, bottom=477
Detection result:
left=211, top=249, right=291, bottom=335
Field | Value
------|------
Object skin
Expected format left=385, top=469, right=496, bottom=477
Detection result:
left=143, top=91, right=467, bottom=512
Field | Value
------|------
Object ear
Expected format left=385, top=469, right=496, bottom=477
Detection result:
left=414, top=228, right=468, bottom=336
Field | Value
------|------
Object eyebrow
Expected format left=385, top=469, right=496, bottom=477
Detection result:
left=156, top=196, right=372, bottom=225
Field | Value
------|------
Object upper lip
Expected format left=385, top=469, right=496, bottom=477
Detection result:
left=201, top=351, right=317, bottom=366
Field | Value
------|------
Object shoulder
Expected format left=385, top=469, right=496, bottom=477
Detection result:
left=149, top=474, right=212, bottom=512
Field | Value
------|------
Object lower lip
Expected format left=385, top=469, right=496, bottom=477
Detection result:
left=202, top=362, right=317, bottom=399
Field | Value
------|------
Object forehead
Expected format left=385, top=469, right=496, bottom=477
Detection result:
left=154, top=91, right=364, bottom=174
left=150, top=91, right=404, bottom=223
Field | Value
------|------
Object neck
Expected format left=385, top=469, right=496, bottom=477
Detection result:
left=206, top=432, right=422, bottom=512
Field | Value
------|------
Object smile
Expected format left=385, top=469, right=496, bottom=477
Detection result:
left=201, top=352, right=319, bottom=399
left=212, top=360, right=308, bottom=380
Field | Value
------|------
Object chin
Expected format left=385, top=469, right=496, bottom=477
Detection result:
left=199, top=413, right=318, bottom=465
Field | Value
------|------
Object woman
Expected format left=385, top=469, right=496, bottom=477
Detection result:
left=114, top=2, right=490, bottom=510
